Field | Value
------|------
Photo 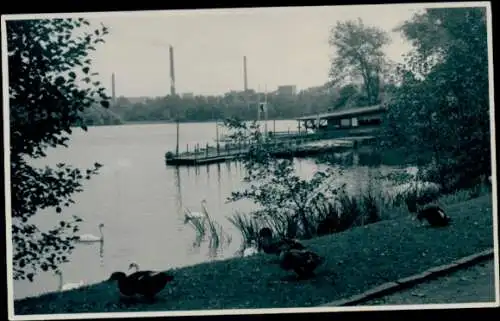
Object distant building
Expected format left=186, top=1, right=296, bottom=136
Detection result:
left=125, top=96, right=151, bottom=104
left=223, top=90, right=247, bottom=103
left=277, top=85, right=297, bottom=96
left=182, top=92, right=194, bottom=99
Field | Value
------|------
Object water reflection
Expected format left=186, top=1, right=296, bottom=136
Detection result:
left=353, top=151, right=359, bottom=166
left=318, top=149, right=385, bottom=168
left=114, top=170, right=122, bottom=217
left=216, top=163, right=222, bottom=205
left=194, top=166, right=200, bottom=181
left=99, top=242, right=104, bottom=267
left=174, top=166, right=184, bottom=227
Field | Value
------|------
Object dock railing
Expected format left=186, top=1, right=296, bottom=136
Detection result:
left=165, top=126, right=379, bottom=163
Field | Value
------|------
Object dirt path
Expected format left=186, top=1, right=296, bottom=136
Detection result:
left=362, top=259, right=497, bottom=306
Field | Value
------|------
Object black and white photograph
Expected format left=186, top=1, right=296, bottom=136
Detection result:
left=2, top=1, right=498, bottom=319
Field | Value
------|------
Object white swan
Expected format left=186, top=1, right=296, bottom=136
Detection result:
left=77, top=223, right=104, bottom=242
left=184, top=200, right=208, bottom=224
left=55, top=270, right=84, bottom=291
left=242, top=240, right=259, bottom=257
left=128, top=262, right=140, bottom=273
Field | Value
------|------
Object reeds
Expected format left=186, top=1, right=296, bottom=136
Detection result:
left=226, top=211, right=260, bottom=248
left=184, top=202, right=232, bottom=256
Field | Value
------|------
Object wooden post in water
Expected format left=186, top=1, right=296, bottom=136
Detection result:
left=186, top=144, right=189, bottom=155
left=176, top=119, right=180, bottom=156
left=206, top=143, right=209, bottom=157
left=257, top=84, right=261, bottom=123
left=215, top=120, right=220, bottom=156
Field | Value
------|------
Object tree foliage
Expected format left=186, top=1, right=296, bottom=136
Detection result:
left=380, top=7, right=490, bottom=192
left=7, top=18, right=110, bottom=281
left=334, top=83, right=363, bottom=108
left=329, top=18, right=392, bottom=106
left=81, top=104, right=123, bottom=126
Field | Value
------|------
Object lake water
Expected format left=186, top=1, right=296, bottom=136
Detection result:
left=11, top=120, right=403, bottom=300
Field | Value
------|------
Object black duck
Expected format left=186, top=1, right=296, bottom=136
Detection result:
left=258, top=227, right=305, bottom=255
left=279, top=249, right=325, bottom=279
left=416, top=204, right=451, bottom=227
left=108, top=263, right=174, bottom=300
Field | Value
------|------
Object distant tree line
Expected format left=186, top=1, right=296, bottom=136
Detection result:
left=104, top=82, right=393, bottom=124
left=80, top=104, right=123, bottom=126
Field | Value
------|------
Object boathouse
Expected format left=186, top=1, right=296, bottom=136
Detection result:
left=295, top=104, right=388, bottom=139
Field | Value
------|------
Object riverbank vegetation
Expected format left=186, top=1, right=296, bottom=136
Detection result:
left=14, top=194, right=493, bottom=314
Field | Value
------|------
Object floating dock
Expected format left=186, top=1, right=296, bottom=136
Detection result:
left=165, top=136, right=375, bottom=166
left=165, top=152, right=242, bottom=166
left=166, top=103, right=385, bottom=167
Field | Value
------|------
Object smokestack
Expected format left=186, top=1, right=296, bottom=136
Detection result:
left=169, top=45, right=176, bottom=96
left=111, top=72, right=116, bottom=104
left=243, top=56, right=248, bottom=92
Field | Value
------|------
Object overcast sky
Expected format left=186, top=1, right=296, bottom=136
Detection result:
left=81, top=4, right=426, bottom=97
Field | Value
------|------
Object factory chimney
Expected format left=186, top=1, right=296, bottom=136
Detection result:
left=111, top=72, right=116, bottom=104
left=243, top=56, right=248, bottom=92
left=169, top=45, right=176, bottom=96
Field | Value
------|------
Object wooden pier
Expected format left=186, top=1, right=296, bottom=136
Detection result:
left=165, top=136, right=375, bottom=166
left=166, top=104, right=385, bottom=167
left=166, top=151, right=242, bottom=166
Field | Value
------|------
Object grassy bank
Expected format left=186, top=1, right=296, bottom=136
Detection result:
left=14, top=195, right=494, bottom=315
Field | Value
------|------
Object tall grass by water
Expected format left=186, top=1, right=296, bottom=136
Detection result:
left=224, top=178, right=492, bottom=253
left=184, top=202, right=232, bottom=257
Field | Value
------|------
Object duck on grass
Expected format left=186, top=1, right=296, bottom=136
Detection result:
left=107, top=263, right=174, bottom=304
left=412, top=204, right=452, bottom=227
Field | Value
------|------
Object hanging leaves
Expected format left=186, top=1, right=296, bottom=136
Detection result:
left=8, top=17, right=109, bottom=282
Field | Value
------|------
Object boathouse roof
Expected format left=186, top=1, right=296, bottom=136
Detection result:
left=296, top=104, right=387, bottom=121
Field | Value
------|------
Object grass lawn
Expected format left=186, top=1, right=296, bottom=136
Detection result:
left=14, top=195, right=495, bottom=315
